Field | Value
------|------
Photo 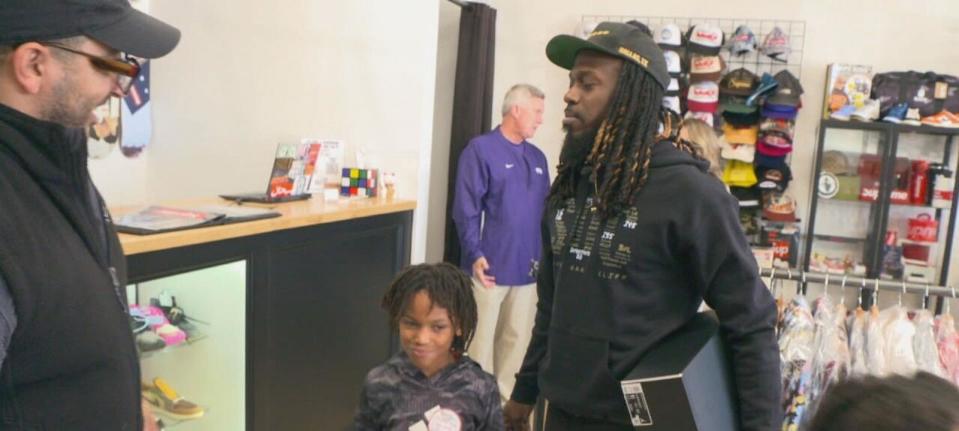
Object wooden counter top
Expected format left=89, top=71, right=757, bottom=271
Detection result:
left=114, top=197, right=416, bottom=255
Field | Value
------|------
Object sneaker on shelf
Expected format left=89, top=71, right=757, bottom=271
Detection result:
left=142, top=378, right=205, bottom=421
left=921, top=111, right=959, bottom=128
left=882, top=102, right=908, bottom=123
left=903, top=108, right=922, bottom=126
left=851, top=99, right=880, bottom=121
left=136, top=331, right=166, bottom=353
left=830, top=104, right=856, bottom=121
left=141, top=305, right=187, bottom=346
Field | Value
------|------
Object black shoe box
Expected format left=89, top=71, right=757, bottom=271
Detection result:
left=619, top=311, right=738, bottom=430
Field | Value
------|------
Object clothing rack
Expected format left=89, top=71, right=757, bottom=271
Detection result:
left=760, top=268, right=957, bottom=300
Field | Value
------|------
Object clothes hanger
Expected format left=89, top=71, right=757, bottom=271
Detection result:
left=823, top=273, right=830, bottom=299
left=840, top=275, right=848, bottom=307
left=871, top=278, right=881, bottom=316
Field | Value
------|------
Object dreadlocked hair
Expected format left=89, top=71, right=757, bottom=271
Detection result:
left=548, top=63, right=705, bottom=217
left=381, top=262, right=478, bottom=353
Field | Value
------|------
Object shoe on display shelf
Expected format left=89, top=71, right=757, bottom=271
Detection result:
left=130, top=304, right=187, bottom=346
left=902, top=108, right=922, bottom=126
left=142, top=377, right=205, bottom=421
left=829, top=104, right=856, bottom=121
left=136, top=331, right=166, bottom=353
left=851, top=99, right=880, bottom=122
left=882, top=103, right=908, bottom=123
left=920, top=111, right=959, bottom=128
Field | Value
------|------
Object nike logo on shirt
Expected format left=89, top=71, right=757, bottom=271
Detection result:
left=505, top=164, right=515, bottom=169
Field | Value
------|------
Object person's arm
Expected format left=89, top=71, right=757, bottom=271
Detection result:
left=0, top=274, right=17, bottom=370
left=452, top=143, right=489, bottom=269
left=508, top=217, right=555, bottom=403
left=688, top=192, right=781, bottom=431
left=353, top=380, right=379, bottom=431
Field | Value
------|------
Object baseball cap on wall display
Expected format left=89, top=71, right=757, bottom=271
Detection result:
left=757, top=132, right=793, bottom=156
left=685, top=24, right=724, bottom=55
left=654, top=23, right=683, bottom=50
left=689, top=55, right=725, bottom=83
left=664, top=50, right=683, bottom=75
left=721, top=141, right=756, bottom=163
left=663, top=96, right=682, bottom=114
left=722, top=123, right=759, bottom=145
left=722, top=160, right=758, bottom=188
left=720, top=68, right=759, bottom=97
left=723, top=109, right=760, bottom=126
left=727, top=25, right=757, bottom=56
left=761, top=26, right=791, bottom=63
left=685, top=110, right=715, bottom=127
left=763, top=193, right=798, bottom=222
left=687, top=81, right=720, bottom=113
left=756, top=164, right=793, bottom=192
left=761, top=103, right=799, bottom=120
left=766, top=70, right=804, bottom=107
left=0, top=0, right=181, bottom=59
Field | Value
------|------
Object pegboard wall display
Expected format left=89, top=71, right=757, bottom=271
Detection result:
left=579, top=16, right=806, bottom=80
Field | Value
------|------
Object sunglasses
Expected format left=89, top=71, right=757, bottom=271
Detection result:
left=39, top=42, right=141, bottom=94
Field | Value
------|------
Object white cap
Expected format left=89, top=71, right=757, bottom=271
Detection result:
left=687, top=24, right=724, bottom=54
left=684, top=110, right=714, bottom=127
left=721, top=141, right=756, bottom=163
left=664, top=50, right=682, bottom=74
left=690, top=55, right=722, bottom=74
left=654, top=23, right=682, bottom=47
left=663, top=96, right=681, bottom=114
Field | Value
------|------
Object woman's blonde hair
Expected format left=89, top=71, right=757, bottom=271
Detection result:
left=680, top=118, right=723, bottom=179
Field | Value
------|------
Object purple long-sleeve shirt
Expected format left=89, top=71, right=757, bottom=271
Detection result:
left=452, top=126, right=550, bottom=286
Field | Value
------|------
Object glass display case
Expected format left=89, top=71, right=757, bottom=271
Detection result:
left=805, top=120, right=959, bottom=288
left=127, top=260, right=247, bottom=430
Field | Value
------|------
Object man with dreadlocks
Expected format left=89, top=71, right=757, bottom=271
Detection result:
left=503, top=22, right=781, bottom=430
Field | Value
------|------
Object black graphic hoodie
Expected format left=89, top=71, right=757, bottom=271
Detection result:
left=511, top=140, right=781, bottom=431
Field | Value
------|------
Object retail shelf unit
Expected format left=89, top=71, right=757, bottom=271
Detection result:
left=804, top=119, right=959, bottom=308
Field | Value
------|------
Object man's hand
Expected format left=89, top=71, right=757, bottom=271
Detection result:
left=142, top=399, right=159, bottom=431
left=503, top=400, right=534, bottom=431
left=472, top=257, right=495, bottom=288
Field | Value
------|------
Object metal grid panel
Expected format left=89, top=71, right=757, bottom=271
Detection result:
left=580, top=15, right=806, bottom=79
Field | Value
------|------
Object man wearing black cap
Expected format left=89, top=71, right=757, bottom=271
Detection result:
left=503, top=22, right=780, bottom=430
left=0, top=1, right=179, bottom=429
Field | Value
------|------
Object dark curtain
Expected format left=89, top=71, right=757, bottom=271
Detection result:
left=443, top=3, right=496, bottom=266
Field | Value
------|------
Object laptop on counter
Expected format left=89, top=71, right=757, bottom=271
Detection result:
left=220, top=142, right=320, bottom=203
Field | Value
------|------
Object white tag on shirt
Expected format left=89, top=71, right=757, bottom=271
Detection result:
left=409, top=420, right=429, bottom=431
left=428, top=408, right=462, bottom=431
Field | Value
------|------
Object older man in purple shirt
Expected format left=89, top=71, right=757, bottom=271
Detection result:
left=453, top=83, right=549, bottom=402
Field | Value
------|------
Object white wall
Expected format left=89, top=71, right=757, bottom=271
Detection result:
left=90, top=1, right=440, bottom=262
left=433, top=0, right=959, bottom=285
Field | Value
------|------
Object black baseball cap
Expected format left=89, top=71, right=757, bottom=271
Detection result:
left=0, top=0, right=180, bottom=59
left=720, top=68, right=759, bottom=97
left=546, top=21, right=669, bottom=90
left=766, top=70, right=803, bottom=107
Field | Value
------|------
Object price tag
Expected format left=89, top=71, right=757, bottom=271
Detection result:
left=935, top=82, right=948, bottom=99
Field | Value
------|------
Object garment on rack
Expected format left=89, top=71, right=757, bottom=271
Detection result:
left=936, top=314, right=959, bottom=385
left=864, top=305, right=887, bottom=376
left=879, top=305, right=917, bottom=376
left=809, top=298, right=850, bottom=407
left=847, top=306, right=868, bottom=377
left=914, top=309, right=945, bottom=377
left=778, top=296, right=815, bottom=431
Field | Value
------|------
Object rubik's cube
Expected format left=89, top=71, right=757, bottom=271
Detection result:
left=340, top=168, right=378, bottom=197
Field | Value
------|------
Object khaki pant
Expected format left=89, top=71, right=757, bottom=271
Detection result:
left=467, top=279, right=537, bottom=403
